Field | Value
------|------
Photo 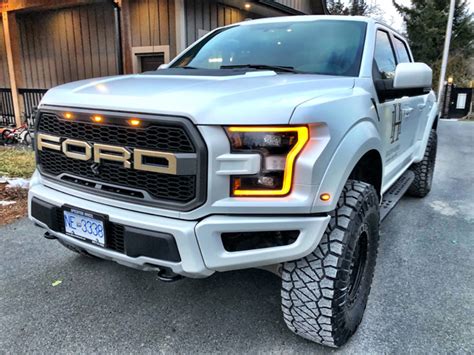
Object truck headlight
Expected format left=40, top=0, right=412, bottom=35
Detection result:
left=225, top=126, right=309, bottom=197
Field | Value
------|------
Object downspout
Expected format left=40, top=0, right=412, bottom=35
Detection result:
left=112, top=1, right=124, bottom=75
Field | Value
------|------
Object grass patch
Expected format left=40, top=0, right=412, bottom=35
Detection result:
left=0, top=147, right=36, bottom=178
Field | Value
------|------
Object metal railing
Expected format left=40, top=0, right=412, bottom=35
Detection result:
left=0, top=88, right=15, bottom=127
left=0, top=88, right=48, bottom=127
left=19, top=88, right=48, bottom=126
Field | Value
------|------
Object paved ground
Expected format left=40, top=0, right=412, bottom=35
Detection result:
left=1, top=120, right=473, bottom=353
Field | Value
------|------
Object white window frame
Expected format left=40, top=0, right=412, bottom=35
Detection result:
left=132, top=45, right=170, bottom=73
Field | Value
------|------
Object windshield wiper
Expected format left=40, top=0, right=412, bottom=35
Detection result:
left=220, top=64, right=301, bottom=73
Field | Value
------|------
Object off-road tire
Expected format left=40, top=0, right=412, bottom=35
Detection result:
left=281, top=180, right=380, bottom=348
left=407, top=129, right=437, bottom=197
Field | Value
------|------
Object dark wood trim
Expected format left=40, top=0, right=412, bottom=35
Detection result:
left=117, top=0, right=133, bottom=74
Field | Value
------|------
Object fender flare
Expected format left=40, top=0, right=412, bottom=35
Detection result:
left=311, top=119, right=383, bottom=212
left=414, top=101, right=439, bottom=162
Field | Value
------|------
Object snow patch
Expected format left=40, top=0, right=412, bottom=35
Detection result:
left=0, top=176, right=30, bottom=189
left=430, top=200, right=474, bottom=222
left=429, top=201, right=457, bottom=216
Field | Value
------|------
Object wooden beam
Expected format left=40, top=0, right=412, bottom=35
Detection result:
left=174, top=0, right=186, bottom=55
left=2, top=11, right=22, bottom=127
left=116, top=0, right=132, bottom=74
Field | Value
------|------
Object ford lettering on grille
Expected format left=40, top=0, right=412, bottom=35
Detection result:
left=37, top=133, right=178, bottom=175
left=35, top=109, right=207, bottom=211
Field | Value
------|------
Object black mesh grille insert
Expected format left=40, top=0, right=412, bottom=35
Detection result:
left=39, top=150, right=196, bottom=201
left=36, top=109, right=207, bottom=210
left=38, top=113, right=195, bottom=153
left=107, top=224, right=125, bottom=253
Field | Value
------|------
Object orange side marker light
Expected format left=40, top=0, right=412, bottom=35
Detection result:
left=320, top=193, right=331, bottom=201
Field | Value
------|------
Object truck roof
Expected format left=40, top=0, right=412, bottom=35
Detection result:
left=235, top=15, right=406, bottom=41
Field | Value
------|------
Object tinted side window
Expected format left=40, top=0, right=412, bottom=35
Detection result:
left=393, top=37, right=411, bottom=63
left=374, top=30, right=397, bottom=79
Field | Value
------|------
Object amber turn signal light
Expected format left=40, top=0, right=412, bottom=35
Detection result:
left=226, top=126, right=309, bottom=197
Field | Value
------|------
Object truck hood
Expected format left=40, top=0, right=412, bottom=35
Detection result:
left=40, top=72, right=355, bottom=125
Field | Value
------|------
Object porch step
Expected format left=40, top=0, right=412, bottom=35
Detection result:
left=380, top=170, right=415, bottom=221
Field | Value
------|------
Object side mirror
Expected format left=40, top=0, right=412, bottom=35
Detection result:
left=393, top=62, right=432, bottom=89
left=158, top=63, right=170, bottom=70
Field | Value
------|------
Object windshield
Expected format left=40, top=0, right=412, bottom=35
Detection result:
left=171, top=20, right=367, bottom=76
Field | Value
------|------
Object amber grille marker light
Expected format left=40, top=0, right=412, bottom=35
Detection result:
left=129, top=119, right=141, bottom=126
left=64, top=112, right=73, bottom=119
left=228, top=126, right=309, bottom=196
left=92, top=115, right=103, bottom=123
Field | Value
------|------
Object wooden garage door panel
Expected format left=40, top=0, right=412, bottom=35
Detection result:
left=17, top=3, right=118, bottom=89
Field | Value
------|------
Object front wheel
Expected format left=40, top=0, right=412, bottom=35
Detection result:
left=281, top=180, right=380, bottom=348
left=22, top=131, right=32, bottom=146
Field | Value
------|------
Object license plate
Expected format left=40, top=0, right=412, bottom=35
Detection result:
left=63, top=208, right=106, bottom=247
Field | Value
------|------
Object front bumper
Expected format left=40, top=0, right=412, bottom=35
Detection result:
left=29, top=182, right=330, bottom=278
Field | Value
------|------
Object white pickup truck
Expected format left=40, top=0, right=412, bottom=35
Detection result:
left=29, top=16, right=438, bottom=347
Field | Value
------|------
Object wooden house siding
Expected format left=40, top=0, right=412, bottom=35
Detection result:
left=129, top=0, right=176, bottom=57
left=276, top=0, right=312, bottom=14
left=17, top=3, right=117, bottom=89
left=0, top=17, right=10, bottom=87
left=184, top=0, right=258, bottom=46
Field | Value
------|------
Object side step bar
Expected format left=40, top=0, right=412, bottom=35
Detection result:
left=380, top=170, right=415, bottom=221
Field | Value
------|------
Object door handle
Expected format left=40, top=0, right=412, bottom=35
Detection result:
left=402, top=107, right=414, bottom=117
left=418, top=103, right=426, bottom=110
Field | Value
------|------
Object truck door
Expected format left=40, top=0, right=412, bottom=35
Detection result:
left=392, top=35, right=429, bottom=149
left=373, top=29, right=414, bottom=184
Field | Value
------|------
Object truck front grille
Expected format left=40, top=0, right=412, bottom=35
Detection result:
left=36, top=108, right=207, bottom=211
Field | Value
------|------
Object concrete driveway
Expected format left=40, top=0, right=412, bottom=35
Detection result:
left=1, top=120, right=473, bottom=353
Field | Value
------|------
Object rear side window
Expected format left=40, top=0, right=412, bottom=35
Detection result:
left=374, top=30, right=397, bottom=79
left=393, top=37, right=412, bottom=63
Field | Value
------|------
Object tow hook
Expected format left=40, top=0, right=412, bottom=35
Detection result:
left=157, top=268, right=183, bottom=282
left=43, top=232, right=57, bottom=240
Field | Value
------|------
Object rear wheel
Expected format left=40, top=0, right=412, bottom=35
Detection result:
left=407, top=129, right=437, bottom=197
left=281, top=180, right=379, bottom=347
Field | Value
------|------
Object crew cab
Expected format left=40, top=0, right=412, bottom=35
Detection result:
left=29, top=16, right=438, bottom=347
